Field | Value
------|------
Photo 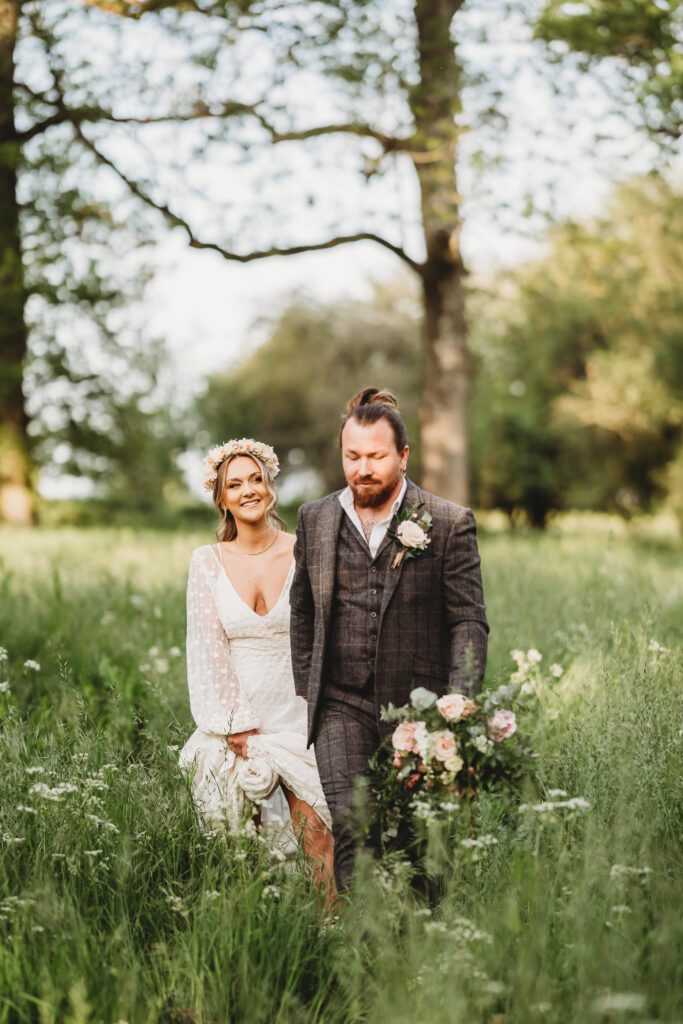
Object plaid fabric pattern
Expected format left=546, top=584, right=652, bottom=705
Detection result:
left=290, top=479, right=490, bottom=747
left=324, top=513, right=394, bottom=690
left=314, top=693, right=379, bottom=890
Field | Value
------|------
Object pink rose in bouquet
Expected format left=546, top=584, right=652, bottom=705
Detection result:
left=488, top=709, right=517, bottom=742
left=392, top=720, right=420, bottom=752
left=436, top=693, right=477, bottom=722
left=432, top=730, right=457, bottom=762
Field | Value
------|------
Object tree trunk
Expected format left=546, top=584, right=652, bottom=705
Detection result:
left=410, top=0, right=469, bottom=505
left=0, top=0, right=32, bottom=524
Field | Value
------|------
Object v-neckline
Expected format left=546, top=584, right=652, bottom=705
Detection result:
left=210, top=546, right=295, bottom=619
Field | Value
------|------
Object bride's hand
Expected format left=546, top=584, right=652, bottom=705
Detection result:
left=228, top=728, right=259, bottom=758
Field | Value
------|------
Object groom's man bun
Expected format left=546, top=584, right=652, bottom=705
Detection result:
left=340, top=387, right=408, bottom=452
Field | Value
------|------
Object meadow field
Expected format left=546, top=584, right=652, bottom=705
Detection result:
left=0, top=523, right=681, bottom=1023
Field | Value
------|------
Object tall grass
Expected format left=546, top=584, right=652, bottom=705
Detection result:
left=0, top=526, right=681, bottom=1022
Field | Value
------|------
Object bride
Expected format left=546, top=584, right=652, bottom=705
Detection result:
left=179, top=438, right=334, bottom=899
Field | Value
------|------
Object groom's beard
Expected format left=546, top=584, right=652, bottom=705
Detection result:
left=350, top=475, right=401, bottom=509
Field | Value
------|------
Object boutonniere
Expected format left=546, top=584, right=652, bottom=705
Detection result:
left=387, top=507, right=433, bottom=569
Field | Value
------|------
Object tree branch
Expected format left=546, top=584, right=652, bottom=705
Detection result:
left=268, top=122, right=411, bottom=153
left=72, top=125, right=423, bottom=273
left=16, top=80, right=411, bottom=154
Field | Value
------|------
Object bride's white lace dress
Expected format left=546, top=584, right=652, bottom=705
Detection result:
left=179, top=544, right=331, bottom=831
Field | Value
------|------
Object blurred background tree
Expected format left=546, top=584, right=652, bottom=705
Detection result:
left=201, top=173, right=682, bottom=527
left=536, top=0, right=682, bottom=141
left=199, top=281, right=422, bottom=495
left=0, top=0, right=187, bottom=523
left=1, top=0, right=681, bottom=527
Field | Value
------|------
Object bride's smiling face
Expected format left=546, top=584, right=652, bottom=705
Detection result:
left=221, top=455, right=270, bottom=526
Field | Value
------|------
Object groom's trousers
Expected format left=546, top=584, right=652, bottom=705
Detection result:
left=314, top=678, right=380, bottom=892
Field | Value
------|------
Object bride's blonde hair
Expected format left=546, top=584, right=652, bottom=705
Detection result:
left=212, top=453, right=286, bottom=542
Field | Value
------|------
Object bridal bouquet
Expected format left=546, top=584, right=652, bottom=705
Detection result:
left=366, top=668, right=540, bottom=849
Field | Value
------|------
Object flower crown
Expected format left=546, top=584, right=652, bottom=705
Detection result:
left=203, top=438, right=280, bottom=491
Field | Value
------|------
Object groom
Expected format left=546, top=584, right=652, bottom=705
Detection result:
left=289, top=387, right=489, bottom=890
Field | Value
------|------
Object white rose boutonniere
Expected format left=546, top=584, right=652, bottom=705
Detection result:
left=387, top=507, right=433, bottom=569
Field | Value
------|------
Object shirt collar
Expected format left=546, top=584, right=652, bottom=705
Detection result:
left=338, top=475, right=407, bottom=521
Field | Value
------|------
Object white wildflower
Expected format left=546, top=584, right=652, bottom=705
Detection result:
left=16, top=804, right=36, bottom=814
left=165, top=893, right=185, bottom=913
left=0, top=681, right=10, bottom=694
left=460, top=835, right=498, bottom=850
left=261, top=884, right=280, bottom=901
left=24, top=660, right=41, bottom=671
left=610, top=864, right=652, bottom=881
left=169, top=646, right=182, bottom=657
left=28, top=782, right=78, bottom=801
left=129, top=594, right=144, bottom=608
left=0, top=647, right=7, bottom=661
left=153, top=658, right=169, bottom=674
left=547, top=788, right=568, bottom=798
left=205, top=890, right=221, bottom=902
left=25, top=766, right=44, bottom=775
left=148, top=646, right=160, bottom=657
left=32, top=925, right=45, bottom=933
left=590, top=992, right=646, bottom=1014
left=527, top=649, right=542, bottom=663
left=647, top=639, right=668, bottom=654
left=84, top=778, right=109, bottom=792
left=85, top=814, right=120, bottom=834
left=424, top=921, right=448, bottom=935
left=549, top=663, right=564, bottom=678
left=84, top=849, right=102, bottom=857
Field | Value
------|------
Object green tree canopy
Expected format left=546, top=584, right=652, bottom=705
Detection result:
left=198, top=282, right=421, bottom=496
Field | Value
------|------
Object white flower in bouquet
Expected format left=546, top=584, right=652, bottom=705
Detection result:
left=413, top=721, right=431, bottom=761
left=473, top=734, right=493, bottom=754
left=410, top=687, right=437, bottom=711
left=444, top=752, right=464, bottom=773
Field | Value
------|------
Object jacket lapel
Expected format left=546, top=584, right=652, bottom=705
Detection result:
left=377, top=478, right=425, bottom=627
left=318, top=494, right=344, bottom=627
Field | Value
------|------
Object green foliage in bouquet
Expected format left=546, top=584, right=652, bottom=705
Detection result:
left=365, top=652, right=555, bottom=855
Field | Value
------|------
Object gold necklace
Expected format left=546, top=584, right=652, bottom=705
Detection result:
left=233, top=527, right=279, bottom=556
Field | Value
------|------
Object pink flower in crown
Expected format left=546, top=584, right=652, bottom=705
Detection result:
left=392, top=721, right=419, bottom=753
left=487, top=709, right=517, bottom=742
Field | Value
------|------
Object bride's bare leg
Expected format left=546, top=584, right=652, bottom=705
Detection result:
left=282, top=785, right=336, bottom=910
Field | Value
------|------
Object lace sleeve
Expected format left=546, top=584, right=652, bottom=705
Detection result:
left=185, top=547, right=259, bottom=735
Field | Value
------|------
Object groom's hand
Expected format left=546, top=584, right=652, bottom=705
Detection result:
left=228, top=728, right=259, bottom=758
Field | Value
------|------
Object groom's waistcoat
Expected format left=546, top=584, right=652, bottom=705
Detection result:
left=324, top=512, right=393, bottom=691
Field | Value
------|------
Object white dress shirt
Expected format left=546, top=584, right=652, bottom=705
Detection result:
left=337, top=476, right=408, bottom=558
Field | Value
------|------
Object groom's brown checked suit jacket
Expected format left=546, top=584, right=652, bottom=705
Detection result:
left=290, top=478, right=489, bottom=747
